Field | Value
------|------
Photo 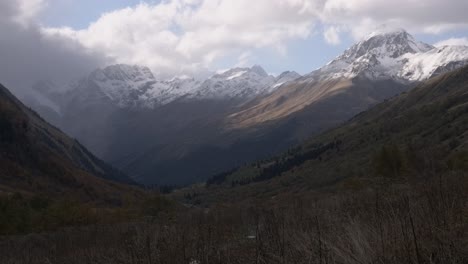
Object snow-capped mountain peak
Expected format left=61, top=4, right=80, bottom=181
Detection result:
left=366, top=26, right=406, bottom=38
left=340, top=28, right=433, bottom=62
left=191, top=65, right=276, bottom=99
left=214, top=65, right=268, bottom=80
left=310, top=27, right=468, bottom=82
left=363, top=26, right=431, bottom=52
left=87, top=64, right=157, bottom=106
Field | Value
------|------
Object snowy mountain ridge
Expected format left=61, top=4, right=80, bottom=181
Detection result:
left=306, top=28, right=468, bottom=82
left=34, top=64, right=301, bottom=109
left=31, top=28, right=468, bottom=110
left=189, top=65, right=284, bottom=99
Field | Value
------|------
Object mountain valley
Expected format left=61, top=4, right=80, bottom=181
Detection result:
left=26, top=28, right=468, bottom=186
left=0, top=19, right=467, bottom=263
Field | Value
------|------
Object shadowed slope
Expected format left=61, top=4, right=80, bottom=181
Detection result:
left=0, top=83, right=139, bottom=203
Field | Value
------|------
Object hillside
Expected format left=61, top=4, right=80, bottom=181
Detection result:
left=0, top=83, right=139, bottom=203
left=180, top=65, right=468, bottom=204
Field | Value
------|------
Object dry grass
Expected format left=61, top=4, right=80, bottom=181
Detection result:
left=1, top=172, right=466, bottom=264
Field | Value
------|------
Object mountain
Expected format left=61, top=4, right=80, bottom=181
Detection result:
left=310, top=27, right=468, bottom=82
left=26, top=28, right=468, bottom=186
left=188, top=65, right=468, bottom=204
left=31, top=64, right=288, bottom=110
left=191, top=66, right=273, bottom=99
left=227, top=28, right=468, bottom=128
left=0, top=83, right=138, bottom=203
left=26, top=65, right=303, bottom=185
left=313, top=27, right=433, bottom=81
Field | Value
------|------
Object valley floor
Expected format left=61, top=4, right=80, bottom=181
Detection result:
left=1, top=171, right=466, bottom=264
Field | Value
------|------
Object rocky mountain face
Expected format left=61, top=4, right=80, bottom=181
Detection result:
left=26, top=28, right=468, bottom=185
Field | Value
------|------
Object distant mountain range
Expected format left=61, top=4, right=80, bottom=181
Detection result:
left=25, top=28, right=468, bottom=185
left=30, top=64, right=300, bottom=109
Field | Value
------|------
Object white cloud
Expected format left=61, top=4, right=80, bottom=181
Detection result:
left=44, top=0, right=316, bottom=77
left=41, top=0, right=468, bottom=77
left=320, top=0, right=468, bottom=39
left=324, top=26, right=341, bottom=45
left=434, top=37, right=468, bottom=47
left=2, top=0, right=468, bottom=90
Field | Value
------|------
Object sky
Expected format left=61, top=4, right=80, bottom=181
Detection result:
left=1, top=0, right=468, bottom=95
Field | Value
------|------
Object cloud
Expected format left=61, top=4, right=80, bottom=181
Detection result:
left=320, top=0, right=468, bottom=39
left=0, top=0, right=45, bottom=25
left=0, top=0, right=107, bottom=96
left=2, top=0, right=468, bottom=93
left=44, top=0, right=316, bottom=77
left=434, top=37, right=468, bottom=47
left=324, top=26, right=341, bottom=45
left=42, top=0, right=468, bottom=78
left=15, top=0, right=46, bottom=24
left=234, top=51, right=254, bottom=68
